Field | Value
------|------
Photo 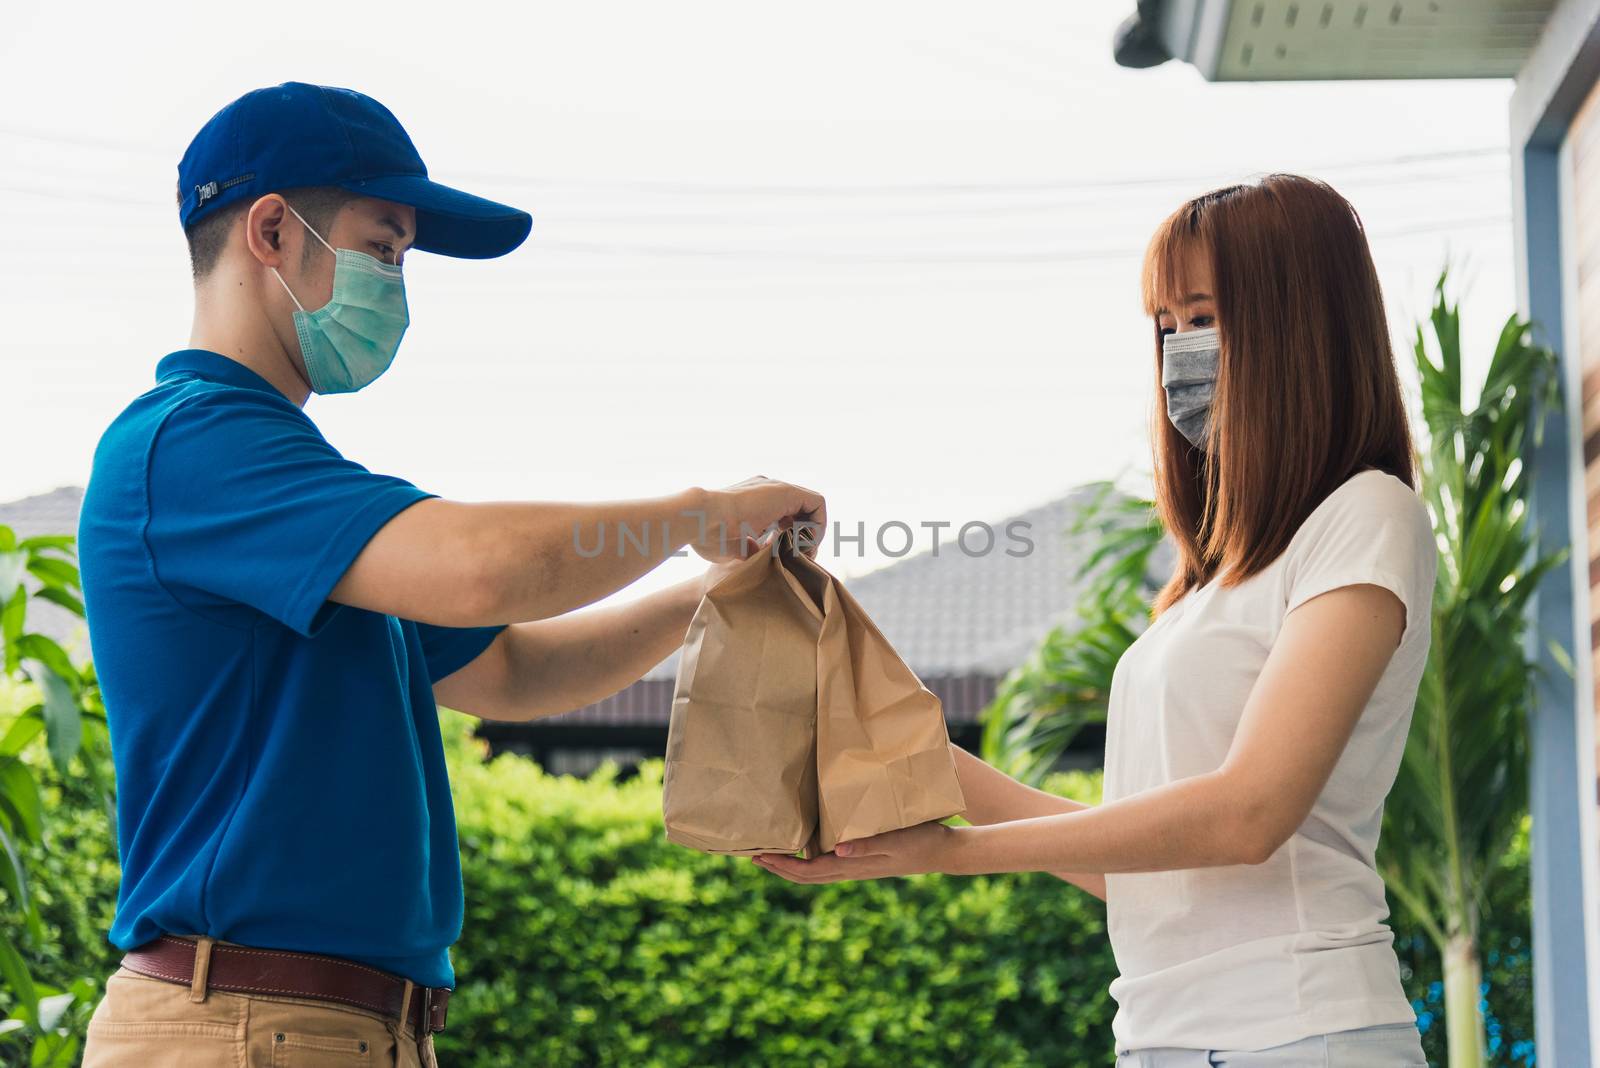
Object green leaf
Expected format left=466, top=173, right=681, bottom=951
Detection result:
left=0, top=817, right=31, bottom=916
left=24, top=557, right=78, bottom=592
left=30, top=586, right=84, bottom=619
left=1, top=588, right=25, bottom=674
left=0, top=937, right=39, bottom=1029
left=34, top=668, right=82, bottom=777
left=0, top=552, right=23, bottom=608
left=0, top=759, right=42, bottom=843
left=15, top=535, right=74, bottom=554
left=33, top=1032, right=82, bottom=1067
left=18, top=639, right=78, bottom=688
left=0, top=709, right=44, bottom=757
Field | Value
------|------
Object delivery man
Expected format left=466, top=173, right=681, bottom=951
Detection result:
left=77, top=81, right=823, bottom=1068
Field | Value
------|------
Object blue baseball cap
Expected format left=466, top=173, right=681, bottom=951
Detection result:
left=177, top=82, right=531, bottom=259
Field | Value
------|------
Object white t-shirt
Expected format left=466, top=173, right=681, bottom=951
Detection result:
left=1101, top=468, right=1438, bottom=1053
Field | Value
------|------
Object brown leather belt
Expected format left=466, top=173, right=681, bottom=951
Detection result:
left=122, top=935, right=449, bottom=1036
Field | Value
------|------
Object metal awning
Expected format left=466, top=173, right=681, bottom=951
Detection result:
left=1114, top=0, right=1556, bottom=80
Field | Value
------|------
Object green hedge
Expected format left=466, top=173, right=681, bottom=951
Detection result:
left=440, top=710, right=1119, bottom=1067
left=1, top=703, right=1534, bottom=1066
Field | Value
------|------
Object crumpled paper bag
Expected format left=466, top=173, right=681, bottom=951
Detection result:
left=664, top=532, right=965, bottom=855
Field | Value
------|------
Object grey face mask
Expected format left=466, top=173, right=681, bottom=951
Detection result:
left=1161, top=326, right=1220, bottom=450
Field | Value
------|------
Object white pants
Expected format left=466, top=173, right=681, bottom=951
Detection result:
left=1115, top=1022, right=1427, bottom=1067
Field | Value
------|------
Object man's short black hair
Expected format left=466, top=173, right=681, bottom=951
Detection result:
left=178, top=186, right=358, bottom=282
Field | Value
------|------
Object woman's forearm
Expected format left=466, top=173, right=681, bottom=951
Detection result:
left=950, top=746, right=1106, bottom=900
left=944, top=768, right=1260, bottom=878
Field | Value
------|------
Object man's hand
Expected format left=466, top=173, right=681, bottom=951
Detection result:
left=691, top=477, right=826, bottom=563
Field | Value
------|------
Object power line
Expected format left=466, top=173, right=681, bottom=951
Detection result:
left=0, top=125, right=1508, bottom=199
left=515, top=168, right=1507, bottom=225
left=0, top=158, right=1510, bottom=226
left=0, top=181, right=152, bottom=207
left=0, top=125, right=166, bottom=156
left=516, top=213, right=1510, bottom=264
left=0, top=170, right=1509, bottom=265
left=447, top=147, right=1509, bottom=198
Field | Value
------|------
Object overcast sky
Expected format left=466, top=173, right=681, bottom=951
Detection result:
left=2, top=1, right=1516, bottom=594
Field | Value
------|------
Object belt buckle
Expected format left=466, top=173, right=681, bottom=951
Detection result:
left=420, top=987, right=448, bottom=1034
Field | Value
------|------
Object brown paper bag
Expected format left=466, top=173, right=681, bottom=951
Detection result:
left=796, top=552, right=968, bottom=853
left=664, top=532, right=966, bottom=856
left=662, top=542, right=823, bottom=855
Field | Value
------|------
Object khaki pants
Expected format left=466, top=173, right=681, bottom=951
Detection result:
left=82, top=938, right=440, bottom=1067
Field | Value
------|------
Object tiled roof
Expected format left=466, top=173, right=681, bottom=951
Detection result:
left=597, top=485, right=1154, bottom=725
left=0, top=486, right=88, bottom=654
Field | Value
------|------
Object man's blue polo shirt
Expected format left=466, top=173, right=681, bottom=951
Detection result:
left=78, top=349, right=504, bottom=988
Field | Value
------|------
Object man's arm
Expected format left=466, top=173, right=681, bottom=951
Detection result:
left=431, top=568, right=717, bottom=721
left=331, top=478, right=823, bottom=629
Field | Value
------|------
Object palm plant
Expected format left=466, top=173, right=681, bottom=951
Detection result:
left=1378, top=271, right=1563, bottom=1067
left=981, top=267, right=1558, bottom=1066
left=981, top=482, right=1163, bottom=785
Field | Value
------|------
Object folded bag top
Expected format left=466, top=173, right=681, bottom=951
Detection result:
left=663, top=530, right=965, bottom=857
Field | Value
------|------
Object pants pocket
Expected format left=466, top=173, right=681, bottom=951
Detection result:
left=1206, top=1036, right=1325, bottom=1067
left=269, top=1028, right=378, bottom=1066
left=1324, top=1022, right=1427, bottom=1068
left=82, top=967, right=246, bottom=1068
left=84, top=1021, right=244, bottom=1067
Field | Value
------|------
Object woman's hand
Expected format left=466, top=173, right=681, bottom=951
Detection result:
left=752, top=821, right=960, bottom=884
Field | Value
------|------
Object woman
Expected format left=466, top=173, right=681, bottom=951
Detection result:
left=756, top=174, right=1437, bottom=1067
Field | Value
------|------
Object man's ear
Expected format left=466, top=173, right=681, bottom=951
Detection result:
left=243, top=194, right=290, bottom=269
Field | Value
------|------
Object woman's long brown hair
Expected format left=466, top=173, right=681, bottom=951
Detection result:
left=1142, top=174, right=1416, bottom=617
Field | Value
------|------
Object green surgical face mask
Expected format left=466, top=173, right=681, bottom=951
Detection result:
left=270, top=202, right=410, bottom=395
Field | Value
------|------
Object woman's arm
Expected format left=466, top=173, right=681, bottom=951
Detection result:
left=755, top=581, right=1405, bottom=883
left=949, top=747, right=1106, bottom=900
